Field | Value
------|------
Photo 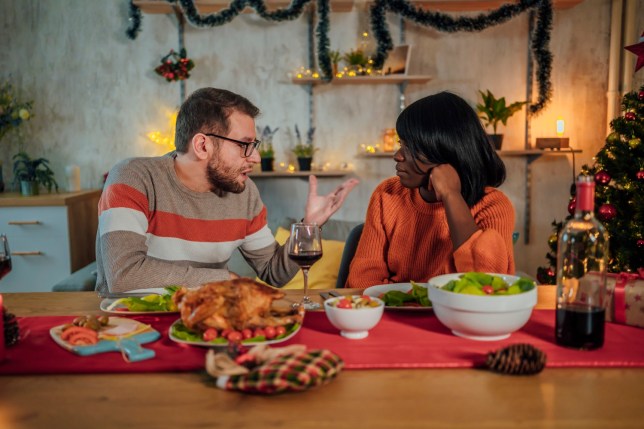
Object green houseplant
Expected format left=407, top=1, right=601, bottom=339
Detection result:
left=257, top=125, right=279, bottom=172
left=12, top=151, right=59, bottom=196
left=292, top=125, right=317, bottom=171
left=476, top=90, right=526, bottom=150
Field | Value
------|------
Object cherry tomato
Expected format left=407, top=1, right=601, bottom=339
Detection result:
left=264, top=326, right=276, bottom=339
left=482, top=285, right=494, bottom=295
left=361, top=295, right=371, bottom=301
left=220, top=329, right=232, bottom=338
left=337, top=298, right=353, bottom=309
left=254, top=328, right=266, bottom=338
left=275, top=325, right=286, bottom=337
left=227, top=331, right=243, bottom=343
left=241, top=328, right=253, bottom=340
left=202, top=328, right=218, bottom=341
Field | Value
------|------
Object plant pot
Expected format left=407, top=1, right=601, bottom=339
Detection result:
left=487, top=134, right=504, bottom=150
left=260, top=158, right=274, bottom=172
left=20, top=180, right=39, bottom=196
left=297, top=157, right=312, bottom=172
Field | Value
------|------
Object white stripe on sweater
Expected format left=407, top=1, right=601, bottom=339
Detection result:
left=99, top=207, right=148, bottom=236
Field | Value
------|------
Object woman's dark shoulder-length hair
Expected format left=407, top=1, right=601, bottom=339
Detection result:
left=395, top=91, right=506, bottom=206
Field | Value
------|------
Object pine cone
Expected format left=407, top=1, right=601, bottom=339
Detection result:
left=485, top=343, right=546, bottom=375
left=3, top=307, right=20, bottom=347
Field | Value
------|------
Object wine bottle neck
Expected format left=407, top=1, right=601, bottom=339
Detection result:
left=576, top=180, right=595, bottom=213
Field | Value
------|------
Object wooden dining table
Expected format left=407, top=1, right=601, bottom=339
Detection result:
left=1, top=288, right=643, bottom=429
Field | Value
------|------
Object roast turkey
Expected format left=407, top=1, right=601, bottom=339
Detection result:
left=173, top=278, right=304, bottom=331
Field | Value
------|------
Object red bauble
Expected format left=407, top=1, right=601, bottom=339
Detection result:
left=594, top=170, right=611, bottom=185
left=567, top=197, right=576, bottom=215
left=597, top=203, right=617, bottom=222
left=625, top=111, right=636, bottom=121
left=637, top=170, right=644, bottom=181
left=639, top=91, right=644, bottom=101
left=637, top=239, right=644, bottom=248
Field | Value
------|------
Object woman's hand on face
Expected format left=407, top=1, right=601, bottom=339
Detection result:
left=427, top=164, right=461, bottom=202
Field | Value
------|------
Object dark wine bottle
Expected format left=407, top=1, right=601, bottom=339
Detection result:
left=555, top=175, right=609, bottom=350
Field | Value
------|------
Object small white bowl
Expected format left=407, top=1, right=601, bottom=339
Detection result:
left=323, top=295, right=384, bottom=340
left=428, top=273, right=537, bottom=341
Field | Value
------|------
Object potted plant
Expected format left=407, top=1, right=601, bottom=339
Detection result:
left=12, top=151, right=59, bottom=196
left=342, top=49, right=369, bottom=75
left=292, top=125, right=317, bottom=171
left=257, top=125, right=279, bottom=172
left=329, top=50, right=342, bottom=76
left=476, top=90, right=527, bottom=150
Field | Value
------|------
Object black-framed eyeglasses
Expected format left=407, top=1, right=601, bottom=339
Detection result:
left=204, top=133, right=261, bottom=158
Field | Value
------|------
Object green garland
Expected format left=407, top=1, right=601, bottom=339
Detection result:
left=369, top=0, right=553, bottom=114
left=126, top=0, right=143, bottom=40
left=126, top=0, right=554, bottom=110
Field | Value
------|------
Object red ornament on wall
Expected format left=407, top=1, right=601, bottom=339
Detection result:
left=637, top=239, right=644, bottom=248
left=625, top=111, right=636, bottom=121
left=597, top=203, right=617, bottom=222
left=639, top=90, right=644, bottom=101
left=594, top=170, right=611, bottom=185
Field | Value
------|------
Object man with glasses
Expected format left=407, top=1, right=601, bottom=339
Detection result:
left=96, top=87, right=359, bottom=294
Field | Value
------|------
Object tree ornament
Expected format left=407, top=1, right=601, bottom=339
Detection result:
left=629, top=138, right=641, bottom=149
left=606, top=132, right=621, bottom=144
left=567, top=197, right=576, bottom=215
left=485, top=344, right=547, bottom=375
left=625, top=111, right=636, bottom=121
left=597, top=203, right=617, bottom=222
left=594, top=170, right=611, bottom=185
left=637, top=239, right=644, bottom=248
left=548, top=233, right=558, bottom=252
left=636, top=170, right=644, bottom=181
left=639, top=90, right=644, bottom=101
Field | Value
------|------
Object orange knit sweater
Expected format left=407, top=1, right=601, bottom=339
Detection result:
left=346, top=177, right=515, bottom=289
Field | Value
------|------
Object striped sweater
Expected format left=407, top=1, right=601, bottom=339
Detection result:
left=346, top=177, right=515, bottom=289
left=96, top=154, right=298, bottom=294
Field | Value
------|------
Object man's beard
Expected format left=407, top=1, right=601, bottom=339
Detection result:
left=206, top=159, right=245, bottom=196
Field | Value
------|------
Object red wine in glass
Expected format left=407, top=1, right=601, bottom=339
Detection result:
left=288, top=251, right=322, bottom=269
left=287, top=223, right=323, bottom=310
left=0, top=235, right=10, bottom=281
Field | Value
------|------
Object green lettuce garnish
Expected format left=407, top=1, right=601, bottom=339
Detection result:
left=380, top=281, right=431, bottom=307
left=118, top=286, right=180, bottom=312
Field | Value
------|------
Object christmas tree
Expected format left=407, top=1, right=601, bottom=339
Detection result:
left=537, top=85, right=644, bottom=284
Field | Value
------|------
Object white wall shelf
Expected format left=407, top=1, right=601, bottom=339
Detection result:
left=249, top=170, right=350, bottom=178
left=292, top=75, right=432, bottom=85
left=133, top=0, right=583, bottom=14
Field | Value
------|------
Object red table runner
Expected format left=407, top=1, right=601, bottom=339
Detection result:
left=1, top=310, right=643, bottom=375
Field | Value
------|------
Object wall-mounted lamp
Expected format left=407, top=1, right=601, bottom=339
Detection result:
left=536, top=117, right=570, bottom=149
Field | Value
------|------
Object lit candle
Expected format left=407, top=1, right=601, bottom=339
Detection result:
left=556, top=118, right=565, bottom=136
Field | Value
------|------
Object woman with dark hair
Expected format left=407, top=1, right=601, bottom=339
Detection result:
left=346, top=91, right=515, bottom=289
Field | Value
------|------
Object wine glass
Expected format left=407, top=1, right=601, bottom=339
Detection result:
left=0, top=234, right=11, bottom=281
left=287, top=223, right=323, bottom=310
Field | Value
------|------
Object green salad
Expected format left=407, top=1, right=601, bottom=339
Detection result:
left=379, top=281, right=431, bottom=307
left=441, top=272, right=535, bottom=295
left=110, top=286, right=180, bottom=312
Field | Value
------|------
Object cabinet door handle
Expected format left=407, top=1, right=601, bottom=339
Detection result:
left=8, top=221, right=42, bottom=225
left=12, top=251, right=43, bottom=256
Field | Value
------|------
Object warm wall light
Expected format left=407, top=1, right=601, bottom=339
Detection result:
left=147, top=111, right=177, bottom=153
left=536, top=117, right=570, bottom=150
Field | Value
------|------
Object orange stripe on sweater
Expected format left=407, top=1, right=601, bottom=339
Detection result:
left=149, top=212, right=259, bottom=242
left=99, top=184, right=148, bottom=215
left=248, top=206, right=267, bottom=235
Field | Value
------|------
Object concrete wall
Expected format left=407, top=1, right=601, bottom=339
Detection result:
left=1, top=0, right=643, bottom=277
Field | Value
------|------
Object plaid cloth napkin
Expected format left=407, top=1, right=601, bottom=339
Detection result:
left=205, top=345, right=343, bottom=394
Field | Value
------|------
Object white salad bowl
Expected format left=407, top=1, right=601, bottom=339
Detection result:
left=323, top=295, right=384, bottom=340
left=427, top=273, right=537, bottom=341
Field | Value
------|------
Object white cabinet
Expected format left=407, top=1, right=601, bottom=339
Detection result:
left=0, top=190, right=101, bottom=292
